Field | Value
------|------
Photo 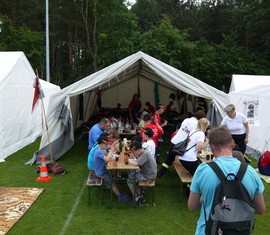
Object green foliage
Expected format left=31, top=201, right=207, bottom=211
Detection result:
left=0, top=14, right=44, bottom=71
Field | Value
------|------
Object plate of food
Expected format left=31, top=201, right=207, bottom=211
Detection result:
left=128, top=159, right=137, bottom=165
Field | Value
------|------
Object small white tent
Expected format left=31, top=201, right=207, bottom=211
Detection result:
left=0, top=51, right=60, bottom=162
left=230, top=74, right=270, bottom=92
left=229, top=85, right=270, bottom=158
left=27, top=51, right=229, bottom=164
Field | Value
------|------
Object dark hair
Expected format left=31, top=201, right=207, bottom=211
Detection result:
left=130, top=135, right=142, bottom=142
left=144, top=127, right=154, bottom=138
left=143, top=113, right=151, bottom=121
left=194, top=110, right=206, bottom=120
left=97, top=135, right=109, bottom=144
left=129, top=140, right=142, bottom=150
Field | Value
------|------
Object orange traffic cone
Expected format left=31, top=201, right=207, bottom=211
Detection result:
left=36, top=156, right=52, bottom=182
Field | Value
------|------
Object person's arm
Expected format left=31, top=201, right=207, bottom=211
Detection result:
left=188, top=191, right=202, bottom=211
left=153, top=116, right=164, bottom=135
left=244, top=121, right=249, bottom=144
left=253, top=193, right=265, bottom=215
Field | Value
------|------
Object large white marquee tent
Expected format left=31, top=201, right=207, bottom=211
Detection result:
left=27, top=51, right=229, bottom=164
left=229, top=74, right=270, bottom=158
left=0, top=51, right=60, bottom=162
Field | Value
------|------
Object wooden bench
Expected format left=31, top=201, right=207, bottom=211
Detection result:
left=139, top=180, right=156, bottom=206
left=173, top=156, right=192, bottom=198
left=86, top=171, right=103, bottom=205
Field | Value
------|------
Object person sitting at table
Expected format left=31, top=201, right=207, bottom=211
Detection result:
left=143, top=113, right=164, bottom=164
left=145, top=101, right=155, bottom=116
left=138, top=111, right=148, bottom=128
left=88, top=118, right=111, bottom=151
left=127, top=140, right=157, bottom=204
left=178, top=118, right=210, bottom=176
left=87, top=132, right=110, bottom=172
left=142, top=128, right=156, bottom=158
left=94, top=136, right=130, bottom=202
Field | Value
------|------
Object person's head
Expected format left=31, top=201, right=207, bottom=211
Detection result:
left=132, top=93, right=139, bottom=100
left=143, top=113, right=152, bottom=123
left=145, top=101, right=150, bottom=107
left=232, top=150, right=246, bottom=163
left=97, top=135, right=111, bottom=149
left=130, top=134, right=142, bottom=143
left=99, top=118, right=111, bottom=131
left=197, top=118, right=210, bottom=132
left=129, top=140, right=143, bottom=158
left=169, top=101, right=174, bottom=106
left=194, top=110, right=206, bottom=120
left=209, top=126, right=234, bottom=154
left=157, top=104, right=165, bottom=114
left=140, top=111, right=148, bottom=119
left=224, top=104, right=236, bottom=118
left=143, top=127, right=154, bottom=139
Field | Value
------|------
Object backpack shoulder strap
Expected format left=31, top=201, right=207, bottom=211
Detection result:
left=208, top=161, right=226, bottom=181
left=188, top=130, right=200, bottom=138
left=236, top=162, right=248, bottom=181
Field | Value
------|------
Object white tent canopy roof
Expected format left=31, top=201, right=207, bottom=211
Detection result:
left=230, top=74, right=270, bottom=92
left=28, top=51, right=229, bottom=164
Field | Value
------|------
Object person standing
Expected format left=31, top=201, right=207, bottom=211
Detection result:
left=188, top=126, right=265, bottom=234
left=88, top=118, right=110, bottom=150
left=220, top=104, right=249, bottom=154
left=157, top=110, right=206, bottom=178
left=128, top=93, right=142, bottom=125
left=152, top=104, right=168, bottom=164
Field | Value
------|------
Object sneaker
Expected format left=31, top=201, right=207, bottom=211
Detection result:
left=118, top=193, right=130, bottom=202
left=135, top=194, right=146, bottom=205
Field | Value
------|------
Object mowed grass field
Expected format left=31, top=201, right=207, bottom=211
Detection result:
left=1, top=134, right=269, bottom=235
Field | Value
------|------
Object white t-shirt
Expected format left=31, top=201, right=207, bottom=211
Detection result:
left=142, top=139, right=156, bottom=158
left=221, top=112, right=248, bottom=135
left=171, top=117, right=198, bottom=145
left=180, top=130, right=205, bottom=162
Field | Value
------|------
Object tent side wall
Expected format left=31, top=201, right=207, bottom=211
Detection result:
left=229, top=89, right=270, bottom=157
left=0, top=52, right=42, bottom=162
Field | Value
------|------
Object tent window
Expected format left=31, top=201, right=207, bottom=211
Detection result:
left=247, top=103, right=255, bottom=118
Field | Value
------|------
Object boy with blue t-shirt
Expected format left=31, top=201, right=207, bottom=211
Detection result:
left=94, top=136, right=129, bottom=202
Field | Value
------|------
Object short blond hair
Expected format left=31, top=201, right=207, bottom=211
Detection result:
left=197, top=118, right=210, bottom=129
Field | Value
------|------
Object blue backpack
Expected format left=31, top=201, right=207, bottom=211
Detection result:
left=205, top=162, right=255, bottom=235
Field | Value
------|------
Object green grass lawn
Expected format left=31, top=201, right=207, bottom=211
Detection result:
left=1, top=135, right=269, bottom=235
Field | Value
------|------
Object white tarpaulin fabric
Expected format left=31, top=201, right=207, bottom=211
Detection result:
left=0, top=51, right=60, bottom=163
left=230, top=74, right=270, bottom=92
left=27, top=51, right=229, bottom=164
left=229, top=85, right=270, bottom=158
